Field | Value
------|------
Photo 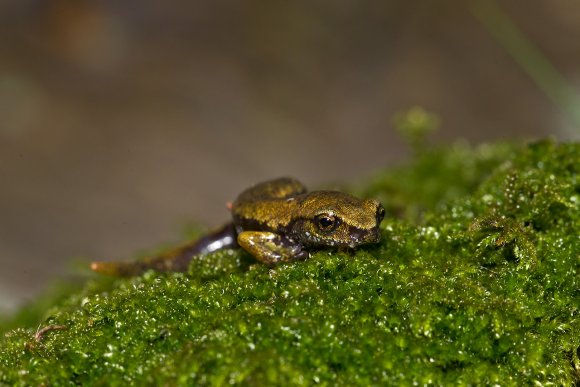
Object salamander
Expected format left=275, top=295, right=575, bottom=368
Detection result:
left=91, top=177, right=385, bottom=276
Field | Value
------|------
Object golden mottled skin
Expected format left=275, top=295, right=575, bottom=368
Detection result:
left=91, top=177, right=385, bottom=275
left=231, top=177, right=305, bottom=229
left=233, top=178, right=384, bottom=261
left=294, top=191, right=381, bottom=230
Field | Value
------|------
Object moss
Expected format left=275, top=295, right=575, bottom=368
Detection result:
left=1, top=140, right=578, bottom=385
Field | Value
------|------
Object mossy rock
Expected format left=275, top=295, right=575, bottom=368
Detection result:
left=1, top=140, right=578, bottom=385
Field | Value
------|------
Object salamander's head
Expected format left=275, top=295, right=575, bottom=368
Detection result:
left=291, top=191, right=384, bottom=248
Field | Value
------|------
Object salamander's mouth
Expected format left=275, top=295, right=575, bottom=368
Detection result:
left=347, top=227, right=381, bottom=247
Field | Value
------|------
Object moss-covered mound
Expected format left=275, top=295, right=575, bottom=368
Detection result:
left=1, top=140, right=578, bottom=385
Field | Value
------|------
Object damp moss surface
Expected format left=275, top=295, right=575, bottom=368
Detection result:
left=1, top=140, right=578, bottom=385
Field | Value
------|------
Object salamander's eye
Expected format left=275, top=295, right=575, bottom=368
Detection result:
left=315, top=214, right=338, bottom=232
left=376, top=205, right=385, bottom=223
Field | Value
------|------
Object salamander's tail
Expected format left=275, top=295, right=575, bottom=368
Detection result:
left=90, top=223, right=238, bottom=277
left=90, top=241, right=201, bottom=277
left=90, top=260, right=145, bottom=277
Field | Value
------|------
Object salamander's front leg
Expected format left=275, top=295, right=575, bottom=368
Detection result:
left=237, top=231, right=308, bottom=265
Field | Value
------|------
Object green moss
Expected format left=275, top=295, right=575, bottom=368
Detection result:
left=1, top=140, right=578, bottom=385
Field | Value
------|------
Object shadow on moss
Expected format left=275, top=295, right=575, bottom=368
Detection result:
left=1, top=140, right=578, bottom=385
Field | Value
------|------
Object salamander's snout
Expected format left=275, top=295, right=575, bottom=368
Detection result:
left=376, top=203, right=386, bottom=225
left=347, top=224, right=381, bottom=247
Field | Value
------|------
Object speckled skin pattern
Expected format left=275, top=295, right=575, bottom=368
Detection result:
left=91, top=177, right=384, bottom=275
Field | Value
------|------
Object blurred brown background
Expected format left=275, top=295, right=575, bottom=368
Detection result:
left=1, top=1, right=579, bottom=314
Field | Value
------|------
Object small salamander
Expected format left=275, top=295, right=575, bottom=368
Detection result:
left=91, top=177, right=385, bottom=276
